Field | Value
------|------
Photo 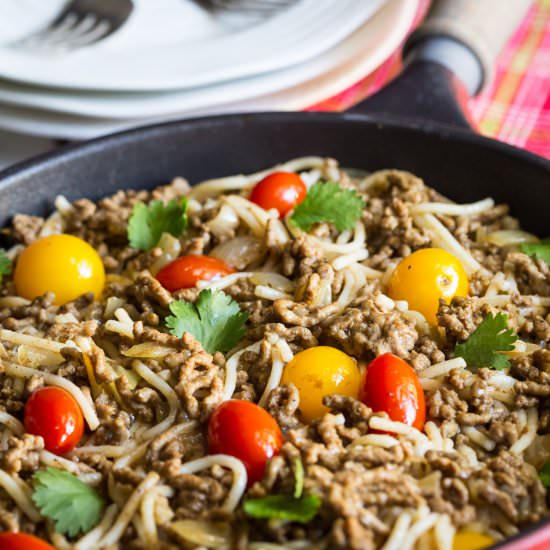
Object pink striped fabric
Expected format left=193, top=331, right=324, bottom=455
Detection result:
left=310, top=0, right=550, bottom=159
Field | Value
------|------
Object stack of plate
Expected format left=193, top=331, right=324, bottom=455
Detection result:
left=0, top=0, right=417, bottom=163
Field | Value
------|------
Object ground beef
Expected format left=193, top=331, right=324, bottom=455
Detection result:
left=323, top=298, right=418, bottom=360
left=248, top=323, right=318, bottom=353
left=505, top=252, right=550, bottom=296
left=360, top=171, right=434, bottom=270
left=427, top=386, right=468, bottom=422
left=281, top=235, right=325, bottom=278
left=0, top=293, right=57, bottom=332
left=274, top=299, right=340, bottom=328
left=172, top=467, right=232, bottom=519
left=437, top=296, right=495, bottom=342
left=172, top=333, right=225, bottom=421
left=146, top=423, right=205, bottom=478
left=93, top=397, right=132, bottom=445
left=472, top=451, right=547, bottom=526
left=266, top=384, right=302, bottom=430
left=125, top=272, right=173, bottom=311
left=327, top=466, right=424, bottom=549
left=409, top=335, right=446, bottom=371
left=6, top=214, right=44, bottom=245
left=0, top=434, right=43, bottom=474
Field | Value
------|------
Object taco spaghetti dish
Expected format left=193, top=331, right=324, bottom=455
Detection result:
left=0, top=157, right=549, bottom=550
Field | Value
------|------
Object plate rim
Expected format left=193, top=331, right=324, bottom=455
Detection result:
left=0, top=0, right=418, bottom=139
left=0, top=0, right=386, bottom=92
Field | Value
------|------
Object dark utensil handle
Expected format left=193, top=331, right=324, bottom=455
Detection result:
left=348, top=0, right=532, bottom=129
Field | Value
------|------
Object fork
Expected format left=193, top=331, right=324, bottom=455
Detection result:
left=10, top=0, right=134, bottom=53
left=194, top=0, right=296, bottom=15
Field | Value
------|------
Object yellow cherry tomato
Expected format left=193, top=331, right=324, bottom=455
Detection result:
left=387, top=247, right=469, bottom=325
left=281, top=346, right=360, bottom=422
left=453, top=532, right=495, bottom=550
left=14, top=234, right=105, bottom=305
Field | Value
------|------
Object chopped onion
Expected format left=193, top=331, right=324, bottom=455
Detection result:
left=485, top=230, right=539, bottom=247
left=309, top=279, right=332, bottom=307
left=504, top=340, right=540, bottom=358
left=524, top=434, right=550, bottom=469
left=250, top=271, right=294, bottom=292
left=17, top=345, right=64, bottom=368
left=210, top=236, right=264, bottom=270
left=113, top=366, right=140, bottom=390
left=104, top=297, right=126, bottom=320
left=54, top=313, right=79, bottom=324
left=150, top=233, right=182, bottom=275
left=122, top=342, right=174, bottom=359
left=170, top=519, right=230, bottom=548
left=0, top=296, right=30, bottom=308
left=205, top=204, right=239, bottom=238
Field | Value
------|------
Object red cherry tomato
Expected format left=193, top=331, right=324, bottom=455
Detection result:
left=156, top=255, right=234, bottom=292
left=0, top=532, right=56, bottom=550
left=208, top=400, right=283, bottom=485
left=249, top=172, right=307, bottom=217
left=24, top=386, right=84, bottom=455
left=360, top=353, right=426, bottom=431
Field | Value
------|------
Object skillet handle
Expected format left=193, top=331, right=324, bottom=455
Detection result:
left=408, top=0, right=532, bottom=93
left=347, top=0, right=531, bottom=129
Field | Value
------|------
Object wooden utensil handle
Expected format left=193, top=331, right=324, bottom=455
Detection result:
left=409, top=0, right=532, bottom=90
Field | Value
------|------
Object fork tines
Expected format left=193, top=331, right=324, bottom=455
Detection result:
left=10, top=0, right=133, bottom=53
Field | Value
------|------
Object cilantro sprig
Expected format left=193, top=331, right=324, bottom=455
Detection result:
left=165, top=289, right=248, bottom=353
left=290, top=181, right=365, bottom=232
left=32, top=468, right=105, bottom=537
left=0, top=250, right=11, bottom=284
left=128, top=197, right=188, bottom=251
left=521, top=238, right=550, bottom=265
left=244, top=459, right=321, bottom=524
left=454, top=313, right=518, bottom=370
left=539, top=458, right=550, bottom=487
left=244, top=494, right=321, bottom=523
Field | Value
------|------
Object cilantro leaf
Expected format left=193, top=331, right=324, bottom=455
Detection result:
left=165, top=289, right=248, bottom=353
left=539, top=458, right=550, bottom=487
left=128, top=197, right=188, bottom=251
left=32, top=468, right=104, bottom=537
left=244, top=457, right=320, bottom=524
left=244, top=494, right=321, bottom=524
left=0, top=250, right=11, bottom=284
left=521, top=237, right=550, bottom=265
left=454, top=313, right=518, bottom=370
left=290, top=181, right=365, bottom=232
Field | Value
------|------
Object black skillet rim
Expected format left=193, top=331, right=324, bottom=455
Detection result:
left=0, top=111, right=549, bottom=187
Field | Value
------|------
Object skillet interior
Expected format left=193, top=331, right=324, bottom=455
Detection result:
left=0, top=112, right=549, bottom=236
left=0, top=112, right=550, bottom=548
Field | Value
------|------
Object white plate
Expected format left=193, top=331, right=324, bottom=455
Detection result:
left=0, top=0, right=417, bottom=140
left=0, top=0, right=414, bottom=120
left=0, top=0, right=385, bottom=92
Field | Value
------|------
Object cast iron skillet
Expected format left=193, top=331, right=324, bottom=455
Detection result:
left=0, top=1, right=549, bottom=548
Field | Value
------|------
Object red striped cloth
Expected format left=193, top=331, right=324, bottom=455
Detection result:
left=311, top=0, right=550, bottom=160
